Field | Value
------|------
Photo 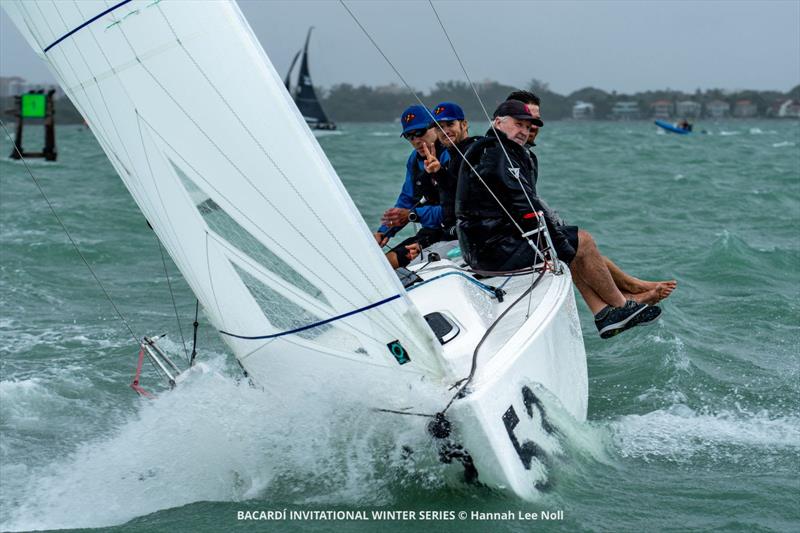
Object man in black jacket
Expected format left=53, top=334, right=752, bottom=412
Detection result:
left=456, top=100, right=661, bottom=338
left=506, top=90, right=676, bottom=305
left=429, top=101, right=480, bottom=240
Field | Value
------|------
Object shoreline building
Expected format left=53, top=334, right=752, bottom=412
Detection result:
left=572, top=101, right=595, bottom=120
left=675, top=100, right=702, bottom=118
left=733, top=99, right=758, bottom=118
left=0, top=76, right=26, bottom=98
left=706, top=100, right=731, bottom=119
left=0, top=77, right=62, bottom=99
left=768, top=99, right=800, bottom=118
left=650, top=99, right=673, bottom=119
left=610, top=101, right=640, bottom=120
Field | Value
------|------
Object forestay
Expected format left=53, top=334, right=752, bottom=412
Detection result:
left=3, top=0, right=444, bottom=378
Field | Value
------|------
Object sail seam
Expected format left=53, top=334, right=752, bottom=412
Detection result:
left=211, top=232, right=401, bottom=347
left=43, top=0, right=132, bottom=52
left=152, top=4, right=382, bottom=295
left=134, top=111, right=208, bottom=305
left=41, top=1, right=150, bottom=215
left=134, top=56, right=380, bottom=302
left=121, top=3, right=418, bottom=349
left=70, top=0, right=142, bottom=176
left=219, top=294, right=402, bottom=340
left=138, top=115, right=364, bottom=311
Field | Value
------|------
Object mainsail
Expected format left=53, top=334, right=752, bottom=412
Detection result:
left=292, top=27, right=336, bottom=129
left=3, top=0, right=443, bottom=378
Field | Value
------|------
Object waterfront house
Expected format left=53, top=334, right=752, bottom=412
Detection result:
left=572, top=101, right=595, bottom=120
left=610, top=101, right=640, bottom=120
left=733, top=99, right=758, bottom=118
left=675, top=100, right=702, bottom=118
left=706, top=100, right=731, bottom=119
left=650, top=99, right=673, bottom=119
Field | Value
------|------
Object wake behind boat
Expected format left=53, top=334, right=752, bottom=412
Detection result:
left=2, top=0, right=586, bottom=500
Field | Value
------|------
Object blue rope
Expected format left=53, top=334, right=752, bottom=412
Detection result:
left=218, top=294, right=401, bottom=340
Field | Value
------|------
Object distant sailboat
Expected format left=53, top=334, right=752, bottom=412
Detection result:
left=286, top=27, right=337, bottom=131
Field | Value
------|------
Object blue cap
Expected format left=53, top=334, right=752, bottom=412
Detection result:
left=400, top=105, right=432, bottom=135
left=432, top=102, right=465, bottom=122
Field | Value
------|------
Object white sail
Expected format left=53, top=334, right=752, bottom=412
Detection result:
left=3, top=0, right=444, bottom=378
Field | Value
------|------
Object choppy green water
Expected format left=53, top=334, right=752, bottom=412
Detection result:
left=1, top=120, right=798, bottom=532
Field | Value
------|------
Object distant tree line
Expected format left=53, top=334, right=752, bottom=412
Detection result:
left=3, top=81, right=798, bottom=124
left=319, top=79, right=800, bottom=121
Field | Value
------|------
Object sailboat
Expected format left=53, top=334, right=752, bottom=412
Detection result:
left=285, top=27, right=337, bottom=131
left=2, top=0, right=587, bottom=500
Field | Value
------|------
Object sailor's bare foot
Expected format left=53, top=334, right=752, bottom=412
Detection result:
left=623, top=280, right=676, bottom=304
left=656, top=280, right=677, bottom=301
left=624, top=288, right=661, bottom=305
left=630, top=280, right=677, bottom=302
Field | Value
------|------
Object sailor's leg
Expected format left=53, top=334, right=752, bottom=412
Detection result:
left=570, top=230, right=626, bottom=309
left=604, top=256, right=642, bottom=293
left=572, top=271, right=608, bottom=314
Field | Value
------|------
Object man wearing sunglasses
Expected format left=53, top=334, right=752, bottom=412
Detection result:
left=374, top=104, right=448, bottom=268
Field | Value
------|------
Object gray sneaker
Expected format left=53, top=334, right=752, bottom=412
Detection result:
left=594, top=300, right=661, bottom=339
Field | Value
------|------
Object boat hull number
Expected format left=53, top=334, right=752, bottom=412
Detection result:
left=502, top=386, right=554, bottom=469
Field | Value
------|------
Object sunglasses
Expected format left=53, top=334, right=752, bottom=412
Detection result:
left=403, top=128, right=430, bottom=140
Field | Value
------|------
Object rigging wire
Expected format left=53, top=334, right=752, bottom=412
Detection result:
left=338, top=0, right=526, bottom=238
left=0, top=119, right=140, bottom=347
left=156, top=237, right=190, bottom=362
left=339, top=2, right=554, bottom=405
left=442, top=267, right=547, bottom=414
left=427, top=0, right=540, bottom=217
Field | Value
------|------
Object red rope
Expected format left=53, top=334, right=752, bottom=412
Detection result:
left=130, top=347, right=154, bottom=398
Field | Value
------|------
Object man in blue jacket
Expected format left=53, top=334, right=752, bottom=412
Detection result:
left=375, top=104, right=450, bottom=267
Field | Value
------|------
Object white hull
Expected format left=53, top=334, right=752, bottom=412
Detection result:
left=239, top=250, right=588, bottom=500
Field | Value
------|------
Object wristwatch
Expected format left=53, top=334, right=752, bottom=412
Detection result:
left=408, top=210, right=419, bottom=223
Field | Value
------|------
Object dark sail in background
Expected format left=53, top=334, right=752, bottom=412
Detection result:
left=284, top=50, right=301, bottom=91
left=289, top=27, right=336, bottom=130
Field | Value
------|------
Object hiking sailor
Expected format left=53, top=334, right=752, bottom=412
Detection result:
left=456, top=99, right=662, bottom=338
left=507, top=90, right=677, bottom=306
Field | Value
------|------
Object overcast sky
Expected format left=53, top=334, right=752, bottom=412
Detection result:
left=1, top=0, right=798, bottom=94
